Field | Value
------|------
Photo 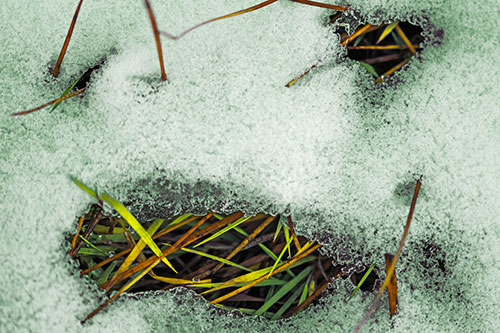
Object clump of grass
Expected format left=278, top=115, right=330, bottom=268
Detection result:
left=70, top=178, right=391, bottom=323
left=339, top=21, right=424, bottom=83
left=69, top=175, right=423, bottom=325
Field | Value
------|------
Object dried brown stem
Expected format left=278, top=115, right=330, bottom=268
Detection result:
left=290, top=0, right=348, bottom=11
left=160, top=0, right=278, bottom=40
left=354, top=176, right=422, bottom=332
left=10, top=88, right=86, bottom=116
left=143, top=0, right=167, bottom=81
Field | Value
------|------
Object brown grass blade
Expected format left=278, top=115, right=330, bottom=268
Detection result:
left=160, top=0, right=278, bottom=40
left=10, top=88, right=86, bottom=116
left=143, top=0, right=167, bottom=81
left=290, top=0, right=349, bottom=11
left=209, top=243, right=321, bottom=305
left=353, top=176, right=422, bottom=332
left=395, top=25, right=417, bottom=55
left=384, top=253, right=398, bottom=317
left=52, top=0, right=84, bottom=77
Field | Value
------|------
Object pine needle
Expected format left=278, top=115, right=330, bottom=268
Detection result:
left=52, top=0, right=84, bottom=77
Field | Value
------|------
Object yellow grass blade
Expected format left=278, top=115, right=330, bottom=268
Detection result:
left=267, top=236, right=294, bottom=278
left=283, top=224, right=292, bottom=258
left=342, top=24, right=373, bottom=46
left=376, top=21, right=399, bottom=44
left=99, top=193, right=177, bottom=273
left=109, top=219, right=165, bottom=285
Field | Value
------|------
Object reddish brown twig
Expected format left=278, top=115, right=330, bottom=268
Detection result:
left=354, top=176, right=422, bottom=332
left=290, top=0, right=349, bottom=11
left=52, top=0, right=84, bottom=77
left=10, top=88, right=86, bottom=116
left=160, top=0, right=278, bottom=40
left=144, top=0, right=167, bottom=81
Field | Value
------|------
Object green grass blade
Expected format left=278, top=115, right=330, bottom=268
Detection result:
left=348, top=263, right=376, bottom=300
left=273, top=218, right=283, bottom=242
left=283, top=224, right=292, bottom=258
left=254, top=265, right=313, bottom=316
left=96, top=261, right=117, bottom=285
left=299, top=272, right=313, bottom=305
left=376, top=21, right=399, bottom=44
left=391, top=30, right=405, bottom=46
left=360, top=62, right=379, bottom=77
left=163, top=243, right=253, bottom=272
left=193, top=216, right=251, bottom=248
left=99, top=193, right=178, bottom=273
left=271, top=280, right=305, bottom=320
left=265, top=285, right=276, bottom=302
left=71, top=177, right=98, bottom=199
left=267, top=236, right=294, bottom=278
left=51, top=75, right=81, bottom=111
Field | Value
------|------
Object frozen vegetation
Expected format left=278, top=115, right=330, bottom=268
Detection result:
left=1, top=0, right=499, bottom=331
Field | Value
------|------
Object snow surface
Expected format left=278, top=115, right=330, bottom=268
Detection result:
left=1, top=0, right=499, bottom=332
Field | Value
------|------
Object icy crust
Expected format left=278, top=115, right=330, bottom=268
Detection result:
left=1, top=0, right=499, bottom=332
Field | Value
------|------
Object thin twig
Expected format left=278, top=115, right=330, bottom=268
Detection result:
left=52, top=0, right=84, bottom=77
left=10, top=88, right=86, bottom=116
left=160, top=0, right=278, bottom=40
left=143, top=0, right=167, bottom=81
